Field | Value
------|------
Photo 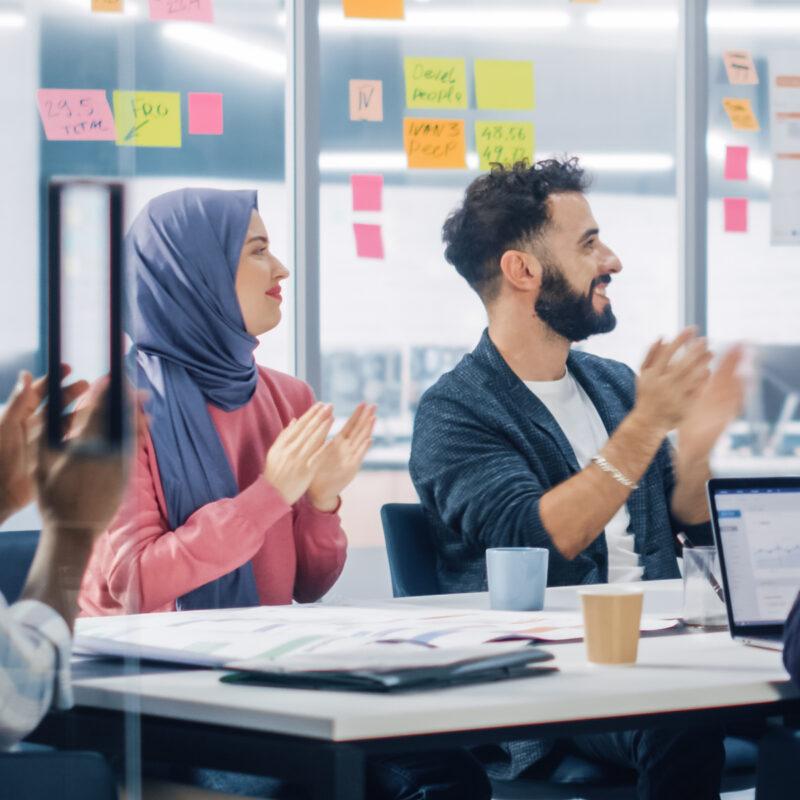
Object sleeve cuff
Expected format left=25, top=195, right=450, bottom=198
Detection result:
left=298, top=495, right=342, bottom=516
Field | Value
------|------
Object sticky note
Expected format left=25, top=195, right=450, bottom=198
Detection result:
left=722, top=98, right=760, bottom=132
left=343, top=0, right=404, bottom=19
left=113, top=91, right=182, bottom=148
left=353, top=224, right=385, bottom=259
left=404, top=57, right=467, bottom=109
left=92, top=0, right=123, bottom=11
left=351, top=175, right=383, bottom=212
left=724, top=198, right=748, bottom=232
left=149, top=0, right=214, bottom=23
left=188, top=93, right=223, bottom=135
left=403, top=118, right=466, bottom=169
left=474, top=60, right=535, bottom=110
left=724, top=146, right=748, bottom=180
left=723, top=51, right=759, bottom=85
left=349, top=79, right=383, bottom=122
left=37, top=89, right=117, bottom=141
left=475, top=122, right=534, bottom=170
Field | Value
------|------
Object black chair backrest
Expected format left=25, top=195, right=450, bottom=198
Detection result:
left=0, top=530, right=40, bottom=603
left=380, top=504, right=440, bottom=598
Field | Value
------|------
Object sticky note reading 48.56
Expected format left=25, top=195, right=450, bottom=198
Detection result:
left=475, top=122, right=534, bottom=170
left=113, top=91, right=182, bottom=148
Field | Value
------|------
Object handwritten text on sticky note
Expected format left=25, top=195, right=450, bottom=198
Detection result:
left=349, top=79, right=383, bottom=122
left=351, top=175, right=383, bottom=212
left=149, top=0, right=214, bottom=23
left=343, top=0, right=404, bottom=19
left=475, top=122, right=534, bottom=170
left=188, top=93, right=223, bottom=135
left=404, top=118, right=466, bottom=169
left=474, top=60, right=535, bottom=110
left=723, top=51, right=759, bottom=85
left=353, top=224, right=385, bottom=259
left=37, top=89, right=117, bottom=141
left=724, top=146, right=748, bottom=180
left=724, top=198, right=748, bottom=232
left=722, top=98, right=760, bottom=132
left=404, top=58, right=467, bottom=109
left=113, top=91, right=182, bottom=148
left=92, top=0, right=123, bottom=11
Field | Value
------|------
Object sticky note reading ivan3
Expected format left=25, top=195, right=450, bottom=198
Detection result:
left=723, top=51, right=759, bottom=85
left=37, top=89, right=117, bottom=141
left=353, top=224, right=385, bottom=259
left=475, top=122, right=534, bottom=170
left=92, top=0, right=123, bottom=12
left=349, top=80, right=383, bottom=122
left=113, top=91, right=182, bottom=148
left=351, top=175, right=383, bottom=212
left=404, top=118, right=466, bottom=169
left=188, top=93, right=223, bottom=135
left=724, top=146, right=748, bottom=180
left=722, top=98, right=760, bottom=132
left=343, top=0, right=404, bottom=20
left=474, top=60, right=534, bottom=110
left=724, top=198, right=748, bottom=233
left=404, top=58, right=467, bottom=109
left=149, top=0, right=214, bottom=23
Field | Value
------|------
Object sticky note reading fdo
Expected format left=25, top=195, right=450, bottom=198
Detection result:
left=351, top=175, right=383, bottom=212
left=724, top=198, right=748, bottom=232
left=404, top=58, right=467, bottom=109
left=474, top=60, right=535, bottom=110
left=724, top=146, right=748, bottom=180
left=343, top=0, right=404, bottom=19
left=475, top=122, right=534, bottom=170
left=403, top=118, right=466, bottom=169
left=349, top=79, right=383, bottom=122
left=722, top=98, right=760, bottom=132
left=723, top=51, right=759, bottom=85
left=188, top=93, right=223, bottom=135
left=92, top=0, right=123, bottom=11
left=149, top=0, right=214, bottom=23
left=113, top=91, right=182, bottom=148
left=37, top=89, right=117, bottom=141
left=353, top=224, right=385, bottom=259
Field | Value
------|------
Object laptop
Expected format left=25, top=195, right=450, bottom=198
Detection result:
left=707, top=476, right=800, bottom=651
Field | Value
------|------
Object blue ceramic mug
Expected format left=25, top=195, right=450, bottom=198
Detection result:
left=486, top=547, right=549, bottom=611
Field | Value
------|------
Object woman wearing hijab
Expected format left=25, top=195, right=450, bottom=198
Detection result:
left=78, top=188, right=374, bottom=615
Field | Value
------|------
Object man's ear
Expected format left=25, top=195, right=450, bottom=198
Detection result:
left=498, top=249, right=541, bottom=293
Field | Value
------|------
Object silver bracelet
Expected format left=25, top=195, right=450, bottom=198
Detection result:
left=591, top=455, right=639, bottom=490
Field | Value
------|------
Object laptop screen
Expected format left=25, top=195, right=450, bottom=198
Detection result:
left=713, top=486, right=800, bottom=627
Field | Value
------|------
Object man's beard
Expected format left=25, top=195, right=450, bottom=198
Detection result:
left=534, top=260, right=617, bottom=342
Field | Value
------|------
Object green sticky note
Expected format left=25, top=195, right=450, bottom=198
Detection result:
left=474, top=60, right=534, bottom=110
left=475, top=121, right=534, bottom=170
left=404, top=57, right=467, bottom=109
left=113, top=91, right=182, bottom=148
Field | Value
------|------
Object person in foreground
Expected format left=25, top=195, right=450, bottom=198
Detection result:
left=785, top=593, right=800, bottom=684
left=410, top=159, right=745, bottom=799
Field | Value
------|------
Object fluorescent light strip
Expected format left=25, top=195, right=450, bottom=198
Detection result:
left=161, top=24, right=286, bottom=76
left=0, top=12, right=25, bottom=29
left=708, top=9, right=800, bottom=32
left=320, top=151, right=674, bottom=173
left=585, top=10, right=679, bottom=31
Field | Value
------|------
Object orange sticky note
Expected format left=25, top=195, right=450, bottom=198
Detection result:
left=349, top=79, right=383, bottom=122
left=722, top=98, right=760, bottom=132
left=724, top=198, right=748, bottom=232
left=403, top=118, right=466, bottom=169
left=343, top=0, right=404, bottom=20
left=92, top=0, right=123, bottom=11
left=37, top=89, right=117, bottom=141
left=723, top=51, right=759, bottom=85
left=353, top=224, right=385, bottom=259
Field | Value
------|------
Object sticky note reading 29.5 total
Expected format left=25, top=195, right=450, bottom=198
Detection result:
left=113, top=91, right=182, bottom=148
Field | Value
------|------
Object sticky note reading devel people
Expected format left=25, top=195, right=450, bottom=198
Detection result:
left=349, top=79, right=383, bottom=122
left=475, top=122, right=534, bottom=170
left=37, top=89, right=117, bottom=141
left=474, top=60, right=535, bottom=110
left=404, top=58, right=467, bottom=109
left=722, top=98, right=760, bottom=132
left=149, top=0, right=214, bottom=23
left=113, top=91, right=182, bottom=147
left=343, top=0, right=404, bottom=20
left=403, top=118, right=466, bottom=169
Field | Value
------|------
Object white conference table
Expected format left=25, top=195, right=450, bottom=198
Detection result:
left=36, top=580, right=799, bottom=800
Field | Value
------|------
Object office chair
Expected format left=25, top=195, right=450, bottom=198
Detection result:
left=380, top=503, right=440, bottom=597
left=0, top=529, right=39, bottom=603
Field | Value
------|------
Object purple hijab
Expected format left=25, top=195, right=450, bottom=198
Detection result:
left=127, top=188, right=260, bottom=610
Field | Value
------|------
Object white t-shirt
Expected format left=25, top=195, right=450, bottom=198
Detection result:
left=525, top=370, right=644, bottom=583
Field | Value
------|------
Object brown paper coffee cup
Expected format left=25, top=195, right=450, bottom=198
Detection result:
left=579, top=586, right=644, bottom=665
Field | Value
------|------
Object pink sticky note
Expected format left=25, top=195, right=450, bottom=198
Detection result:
left=149, top=0, right=214, bottom=22
left=353, top=224, right=385, bottom=259
left=188, top=93, right=223, bottom=135
left=724, top=146, right=748, bottom=180
left=724, top=198, right=748, bottom=232
left=351, top=175, right=383, bottom=212
left=37, top=89, right=116, bottom=141
left=349, top=80, right=383, bottom=122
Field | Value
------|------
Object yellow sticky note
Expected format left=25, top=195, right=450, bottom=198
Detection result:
left=404, top=118, right=466, bottom=169
left=92, top=0, right=123, bottom=11
left=404, top=58, right=467, bottom=110
left=475, top=122, right=534, bottom=170
left=343, top=0, right=404, bottom=19
left=474, top=60, right=534, bottom=110
left=722, top=97, right=760, bottom=132
left=113, top=91, right=182, bottom=148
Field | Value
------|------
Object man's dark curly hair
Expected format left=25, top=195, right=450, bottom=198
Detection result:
left=442, top=158, right=590, bottom=302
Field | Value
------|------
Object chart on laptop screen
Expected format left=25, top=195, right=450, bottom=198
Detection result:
left=716, top=489, right=800, bottom=625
